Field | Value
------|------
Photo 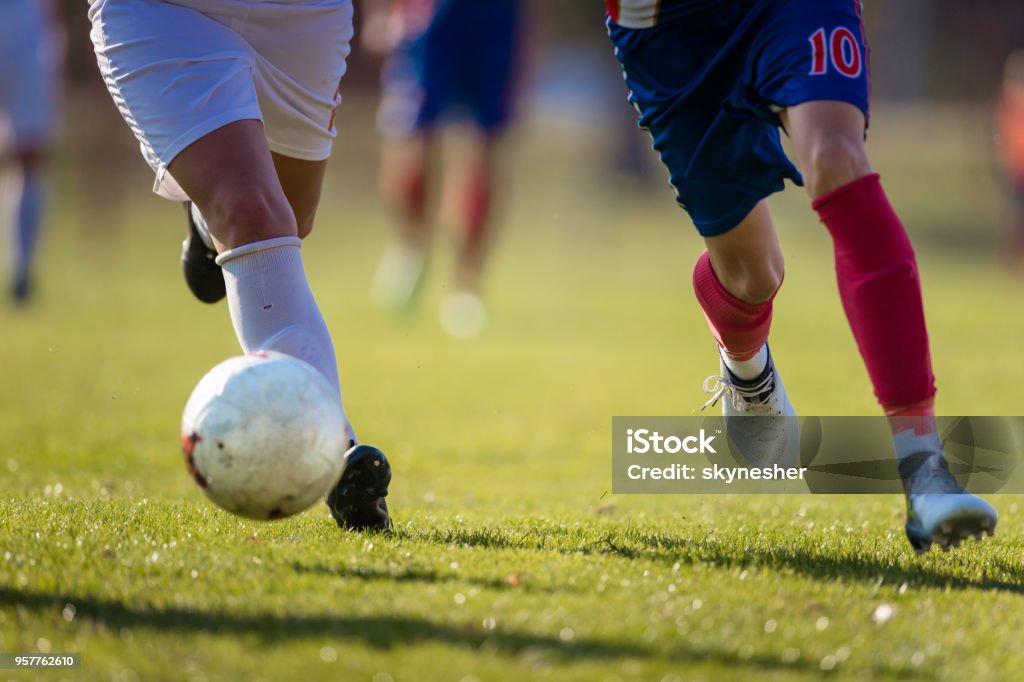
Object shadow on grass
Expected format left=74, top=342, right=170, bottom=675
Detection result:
left=288, top=562, right=581, bottom=594
left=403, top=526, right=1024, bottom=595
left=604, top=533, right=1024, bottom=595
left=0, top=586, right=923, bottom=678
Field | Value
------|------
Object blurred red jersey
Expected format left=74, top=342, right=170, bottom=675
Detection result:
left=998, top=84, right=1024, bottom=182
left=392, top=0, right=437, bottom=37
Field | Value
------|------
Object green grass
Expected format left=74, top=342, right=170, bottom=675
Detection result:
left=3, top=102, right=1024, bottom=681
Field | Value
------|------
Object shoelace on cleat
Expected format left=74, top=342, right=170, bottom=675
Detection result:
left=701, top=371, right=776, bottom=414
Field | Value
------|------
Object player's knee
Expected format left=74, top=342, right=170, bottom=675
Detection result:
left=802, top=137, right=872, bottom=199
left=735, top=267, right=783, bottom=304
left=205, top=187, right=298, bottom=248
left=715, top=256, right=784, bottom=304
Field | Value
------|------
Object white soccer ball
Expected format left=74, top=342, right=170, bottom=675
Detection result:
left=180, top=351, right=350, bottom=520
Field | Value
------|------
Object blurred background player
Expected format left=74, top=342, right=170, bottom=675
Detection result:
left=88, top=0, right=392, bottom=531
left=0, top=0, right=62, bottom=305
left=365, top=0, right=523, bottom=338
left=996, top=50, right=1024, bottom=268
left=606, top=0, right=997, bottom=553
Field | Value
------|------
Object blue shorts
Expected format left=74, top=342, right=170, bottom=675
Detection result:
left=379, top=0, right=522, bottom=136
left=608, top=0, right=871, bottom=236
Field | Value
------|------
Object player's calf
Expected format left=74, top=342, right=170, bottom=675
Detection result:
left=197, top=187, right=298, bottom=250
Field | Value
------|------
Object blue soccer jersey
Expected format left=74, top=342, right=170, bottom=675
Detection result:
left=379, top=0, right=522, bottom=136
left=608, top=0, right=870, bottom=235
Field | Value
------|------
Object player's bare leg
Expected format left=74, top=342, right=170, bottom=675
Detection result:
left=7, top=145, right=47, bottom=304
left=702, top=201, right=783, bottom=307
left=782, top=101, right=996, bottom=552
left=372, top=132, right=433, bottom=311
left=270, top=150, right=394, bottom=529
left=272, top=151, right=327, bottom=240
left=439, top=130, right=500, bottom=338
left=179, top=150, right=329, bottom=303
left=169, top=119, right=392, bottom=531
left=697, top=201, right=797, bottom=465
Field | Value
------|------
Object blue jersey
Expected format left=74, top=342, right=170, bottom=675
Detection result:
left=0, top=0, right=59, bottom=144
left=379, top=0, right=522, bottom=135
left=608, top=0, right=870, bottom=236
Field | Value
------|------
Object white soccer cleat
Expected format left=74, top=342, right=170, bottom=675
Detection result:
left=702, top=345, right=799, bottom=467
left=439, top=290, right=486, bottom=339
left=902, top=453, right=998, bottom=554
left=372, top=242, right=427, bottom=312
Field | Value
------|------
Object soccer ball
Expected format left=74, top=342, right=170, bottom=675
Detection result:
left=180, top=351, right=350, bottom=520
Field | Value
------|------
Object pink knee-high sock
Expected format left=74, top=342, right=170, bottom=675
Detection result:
left=692, top=251, right=776, bottom=361
left=813, top=173, right=936, bottom=408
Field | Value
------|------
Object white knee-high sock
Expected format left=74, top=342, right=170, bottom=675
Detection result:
left=216, top=237, right=351, bottom=433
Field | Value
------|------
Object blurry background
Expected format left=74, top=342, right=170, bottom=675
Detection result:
left=4, top=5, right=1024, bottom=679
left=50, top=1, right=1024, bottom=223
left=5, top=1, right=1024, bottom=486
left=42, top=0, right=1024, bottom=271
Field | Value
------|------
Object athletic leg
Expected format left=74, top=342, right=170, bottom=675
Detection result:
left=696, top=200, right=783, bottom=379
left=693, top=199, right=797, bottom=466
left=176, top=122, right=392, bottom=531
left=445, top=0, right=520, bottom=297
left=606, top=6, right=798, bottom=449
left=782, top=100, right=996, bottom=552
left=167, top=120, right=343, bottom=405
left=10, top=146, right=46, bottom=303
left=1, top=0, right=57, bottom=305
left=91, top=0, right=392, bottom=532
left=372, top=132, right=433, bottom=310
left=444, top=131, right=499, bottom=294
left=379, top=133, right=432, bottom=250
left=780, top=102, right=934, bottom=423
left=437, top=130, right=500, bottom=339
left=272, top=152, right=327, bottom=240
left=179, top=151, right=328, bottom=304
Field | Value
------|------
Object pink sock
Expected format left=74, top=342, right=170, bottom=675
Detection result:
left=813, top=173, right=936, bottom=409
left=692, top=251, right=776, bottom=361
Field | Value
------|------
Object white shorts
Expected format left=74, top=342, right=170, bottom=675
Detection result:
left=0, top=0, right=60, bottom=147
left=89, top=0, right=353, bottom=201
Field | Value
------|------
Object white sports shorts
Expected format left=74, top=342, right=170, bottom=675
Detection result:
left=0, top=1, right=60, bottom=147
left=89, top=0, right=353, bottom=201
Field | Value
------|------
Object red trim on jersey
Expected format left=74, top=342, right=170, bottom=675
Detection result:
left=327, top=80, right=342, bottom=132
left=605, top=0, right=620, bottom=23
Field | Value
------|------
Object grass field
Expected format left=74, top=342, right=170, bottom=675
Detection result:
left=3, top=101, right=1024, bottom=681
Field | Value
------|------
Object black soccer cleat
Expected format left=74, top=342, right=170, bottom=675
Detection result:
left=326, top=444, right=393, bottom=532
left=10, top=274, right=31, bottom=305
left=181, top=201, right=226, bottom=304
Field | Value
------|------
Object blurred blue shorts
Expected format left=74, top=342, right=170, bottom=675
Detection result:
left=608, top=0, right=870, bottom=236
left=379, top=0, right=522, bottom=136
